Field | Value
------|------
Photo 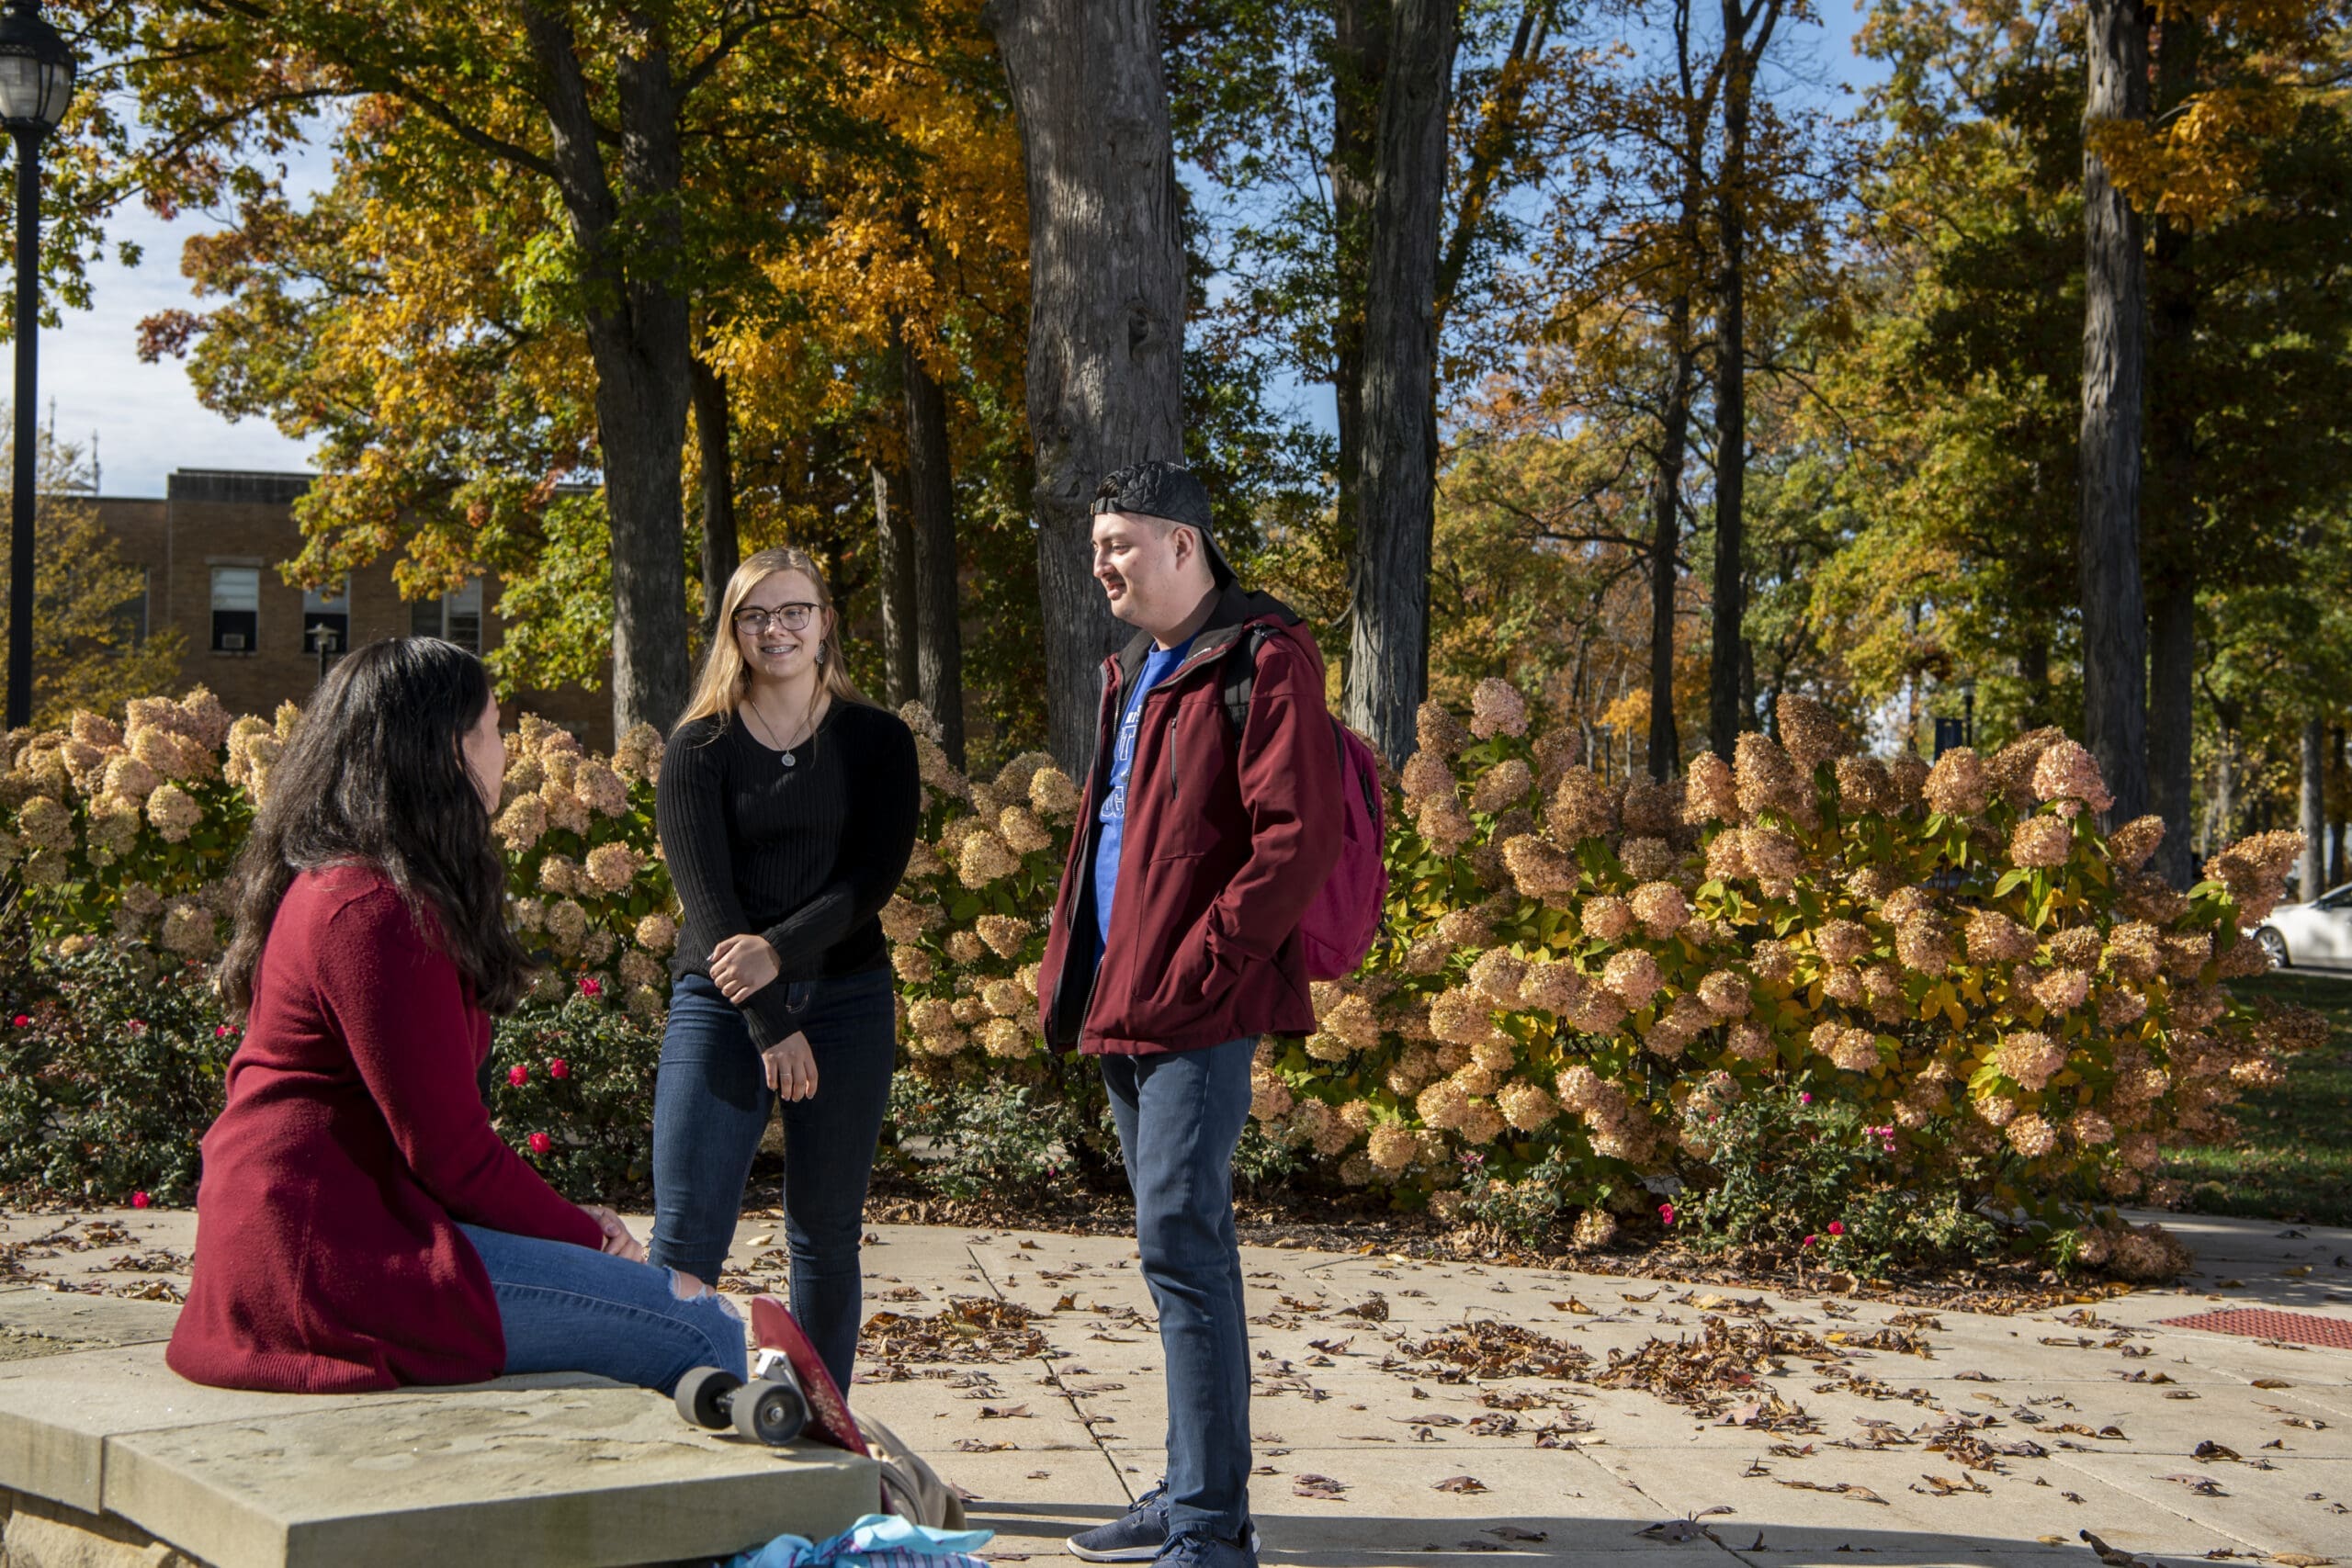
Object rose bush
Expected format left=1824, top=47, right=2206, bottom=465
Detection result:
left=5, top=682, right=2322, bottom=1270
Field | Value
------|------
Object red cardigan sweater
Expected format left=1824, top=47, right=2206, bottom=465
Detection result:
left=167, top=864, right=604, bottom=1393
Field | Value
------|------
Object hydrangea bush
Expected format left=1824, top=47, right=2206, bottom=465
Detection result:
left=4, top=682, right=2323, bottom=1273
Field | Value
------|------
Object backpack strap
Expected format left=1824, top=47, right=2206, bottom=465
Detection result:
left=1219, top=624, right=1276, bottom=740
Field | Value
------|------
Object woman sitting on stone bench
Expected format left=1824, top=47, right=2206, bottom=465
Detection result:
left=168, top=637, right=746, bottom=1396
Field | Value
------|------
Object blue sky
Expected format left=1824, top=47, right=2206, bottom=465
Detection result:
left=51, top=3, right=1884, bottom=500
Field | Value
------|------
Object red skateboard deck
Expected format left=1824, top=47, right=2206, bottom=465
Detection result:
left=749, top=1295, right=868, bottom=1458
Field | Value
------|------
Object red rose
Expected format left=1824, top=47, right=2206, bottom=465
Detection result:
left=527, top=1132, right=552, bottom=1155
left=1826, top=1221, right=1846, bottom=1236
left=130, top=1191, right=152, bottom=1210
left=10, top=1014, right=28, bottom=1028
left=578, top=976, right=603, bottom=998
left=1658, top=1201, right=1676, bottom=1227
left=548, top=1058, right=570, bottom=1079
left=508, top=1064, right=530, bottom=1087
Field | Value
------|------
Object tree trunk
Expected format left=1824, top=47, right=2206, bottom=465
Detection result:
left=1647, top=328, right=1695, bottom=780
left=870, top=463, right=918, bottom=707
left=988, top=0, right=1188, bottom=773
left=520, top=4, right=695, bottom=738
left=1328, top=0, right=1392, bottom=562
left=2300, top=717, right=2326, bottom=903
left=2077, top=0, right=2152, bottom=823
left=2145, top=576, right=2195, bottom=879
left=1343, top=0, right=1456, bottom=764
left=1709, top=0, right=1781, bottom=761
left=903, top=333, right=967, bottom=766
left=2331, top=725, right=2347, bottom=887
left=2142, top=7, right=2200, bottom=886
left=690, top=353, right=740, bottom=645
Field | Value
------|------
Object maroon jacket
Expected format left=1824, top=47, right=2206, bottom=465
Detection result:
left=169, top=864, right=604, bottom=1393
left=1038, top=586, right=1344, bottom=1055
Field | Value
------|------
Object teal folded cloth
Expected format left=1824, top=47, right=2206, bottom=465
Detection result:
left=727, top=1512, right=995, bottom=1568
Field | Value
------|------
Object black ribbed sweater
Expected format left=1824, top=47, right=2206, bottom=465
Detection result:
left=655, top=700, right=920, bottom=1047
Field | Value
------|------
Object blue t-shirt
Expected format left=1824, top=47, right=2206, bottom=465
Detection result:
left=1094, top=637, right=1193, bottom=953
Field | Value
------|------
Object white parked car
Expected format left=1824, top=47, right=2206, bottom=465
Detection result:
left=2252, top=884, right=2352, bottom=970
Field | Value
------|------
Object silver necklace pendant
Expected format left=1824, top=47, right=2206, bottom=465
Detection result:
left=780, top=750, right=797, bottom=769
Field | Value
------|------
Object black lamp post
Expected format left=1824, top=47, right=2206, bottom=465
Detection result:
left=0, top=0, right=75, bottom=733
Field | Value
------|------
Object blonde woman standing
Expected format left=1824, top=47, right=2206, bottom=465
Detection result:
left=653, top=547, right=920, bottom=1391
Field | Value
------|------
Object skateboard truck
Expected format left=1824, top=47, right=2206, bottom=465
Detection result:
left=674, top=1361, right=809, bottom=1445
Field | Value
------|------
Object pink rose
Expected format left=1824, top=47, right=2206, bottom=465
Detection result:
left=1798, top=1091, right=1812, bottom=1104
left=130, top=1191, right=152, bottom=1210
left=508, top=1064, right=530, bottom=1088
left=1826, top=1221, right=1845, bottom=1236
left=1658, top=1201, right=1677, bottom=1227
left=1802, top=1235, right=1815, bottom=1247
left=578, top=976, right=603, bottom=998
left=527, top=1132, right=552, bottom=1155
left=548, top=1058, right=570, bottom=1079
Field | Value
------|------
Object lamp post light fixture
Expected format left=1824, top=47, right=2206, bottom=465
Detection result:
left=0, top=0, right=76, bottom=733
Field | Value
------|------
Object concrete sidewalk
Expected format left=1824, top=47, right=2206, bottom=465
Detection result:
left=4, top=1204, right=2346, bottom=1567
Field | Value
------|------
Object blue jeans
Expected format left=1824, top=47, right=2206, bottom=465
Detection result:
left=458, top=1224, right=746, bottom=1394
left=650, top=966, right=897, bottom=1393
left=1101, top=1036, right=1255, bottom=1545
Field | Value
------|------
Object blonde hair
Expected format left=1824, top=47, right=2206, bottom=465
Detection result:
left=675, top=547, right=874, bottom=736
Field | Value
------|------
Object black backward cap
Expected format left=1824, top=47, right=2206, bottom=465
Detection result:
left=1091, top=458, right=1234, bottom=587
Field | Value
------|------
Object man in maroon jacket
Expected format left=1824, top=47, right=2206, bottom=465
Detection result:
left=1039, top=460, right=1342, bottom=1568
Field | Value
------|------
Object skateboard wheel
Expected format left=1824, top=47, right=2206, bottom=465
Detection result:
left=734, top=1377, right=808, bottom=1445
left=675, top=1365, right=741, bottom=1430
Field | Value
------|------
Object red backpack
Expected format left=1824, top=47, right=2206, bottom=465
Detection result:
left=1220, top=626, right=1389, bottom=980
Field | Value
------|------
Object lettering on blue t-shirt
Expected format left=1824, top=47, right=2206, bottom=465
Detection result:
left=1094, top=637, right=1193, bottom=953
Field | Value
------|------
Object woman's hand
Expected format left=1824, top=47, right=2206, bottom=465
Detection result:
left=708, top=933, right=781, bottom=1003
left=762, top=1031, right=819, bottom=1101
left=580, top=1203, right=644, bottom=1262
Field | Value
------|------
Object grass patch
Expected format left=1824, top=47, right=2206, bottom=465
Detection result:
left=2162, top=968, right=2352, bottom=1225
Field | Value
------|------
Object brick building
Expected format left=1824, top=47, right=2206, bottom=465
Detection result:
left=93, top=469, right=613, bottom=748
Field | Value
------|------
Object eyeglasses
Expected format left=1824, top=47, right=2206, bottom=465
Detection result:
left=733, top=603, right=820, bottom=634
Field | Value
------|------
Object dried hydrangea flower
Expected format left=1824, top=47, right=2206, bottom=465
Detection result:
left=1469, top=679, right=1531, bottom=739
left=2009, top=815, right=2074, bottom=869
left=1629, top=881, right=1689, bottom=938
left=1549, top=765, right=1620, bottom=845
left=1416, top=700, right=1473, bottom=759
left=1929, top=744, right=2000, bottom=818
left=1996, top=1030, right=2067, bottom=1091
left=2030, top=738, right=2113, bottom=817
left=1469, top=757, right=1534, bottom=815
left=2107, top=814, right=2165, bottom=872
left=1684, top=751, right=1740, bottom=824
left=1735, top=732, right=1807, bottom=820
left=1601, top=949, right=1663, bottom=1010
left=1582, top=895, right=1634, bottom=942
left=1775, top=694, right=1850, bottom=771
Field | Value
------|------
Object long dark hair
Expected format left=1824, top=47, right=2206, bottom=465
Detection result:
left=218, top=637, right=530, bottom=1017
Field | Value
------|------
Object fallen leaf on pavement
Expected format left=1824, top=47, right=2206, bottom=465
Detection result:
left=978, top=1404, right=1030, bottom=1419
left=2192, top=1440, right=2240, bottom=1462
left=956, top=1438, right=1014, bottom=1452
left=1294, top=1473, right=1348, bottom=1500
left=1777, top=1481, right=1887, bottom=1504
left=2254, top=1378, right=2294, bottom=1389
left=1484, top=1526, right=1546, bottom=1542
left=2157, top=1472, right=2228, bottom=1496
left=1551, top=1298, right=1596, bottom=1314
left=1432, top=1475, right=1487, bottom=1494
left=2080, top=1529, right=2150, bottom=1566
left=1913, top=1472, right=1990, bottom=1496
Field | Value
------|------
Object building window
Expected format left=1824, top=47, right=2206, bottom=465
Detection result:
left=113, top=570, right=150, bottom=648
left=302, top=581, right=350, bottom=656
left=210, top=567, right=259, bottom=654
left=410, top=578, right=482, bottom=654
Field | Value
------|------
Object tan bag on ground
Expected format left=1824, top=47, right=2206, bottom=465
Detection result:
left=854, top=1411, right=969, bottom=1531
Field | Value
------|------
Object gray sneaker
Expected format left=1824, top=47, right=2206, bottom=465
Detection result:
left=1154, top=1530, right=1261, bottom=1568
left=1068, top=1487, right=1259, bottom=1565
left=1067, top=1483, right=1169, bottom=1562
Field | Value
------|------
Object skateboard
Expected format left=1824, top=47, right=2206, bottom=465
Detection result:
left=673, top=1294, right=867, bottom=1457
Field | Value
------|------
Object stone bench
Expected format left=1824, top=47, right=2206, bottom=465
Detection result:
left=0, top=1286, right=876, bottom=1568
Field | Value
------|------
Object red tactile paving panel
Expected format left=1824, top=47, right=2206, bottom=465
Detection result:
left=2155, top=1308, right=2352, bottom=1349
